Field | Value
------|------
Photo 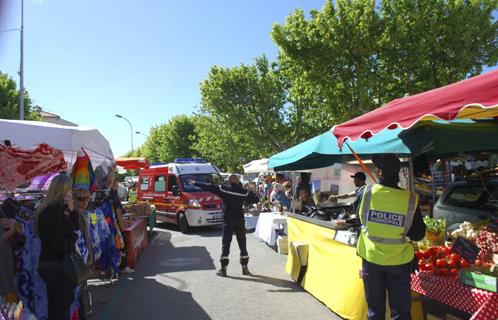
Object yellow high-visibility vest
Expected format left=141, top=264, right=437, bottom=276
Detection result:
left=357, top=184, right=418, bottom=266
left=128, top=189, right=137, bottom=203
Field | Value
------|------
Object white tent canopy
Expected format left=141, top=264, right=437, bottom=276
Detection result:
left=243, top=158, right=273, bottom=174
left=0, top=119, right=114, bottom=168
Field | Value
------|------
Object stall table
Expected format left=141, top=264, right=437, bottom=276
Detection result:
left=286, top=213, right=424, bottom=320
left=123, top=218, right=149, bottom=269
left=244, top=213, right=259, bottom=230
left=254, top=211, right=287, bottom=246
left=411, top=272, right=498, bottom=320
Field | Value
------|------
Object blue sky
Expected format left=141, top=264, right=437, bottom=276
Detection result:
left=0, top=1, right=496, bottom=158
left=0, top=0, right=325, bottom=157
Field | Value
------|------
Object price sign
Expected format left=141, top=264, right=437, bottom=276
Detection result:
left=452, top=237, right=480, bottom=264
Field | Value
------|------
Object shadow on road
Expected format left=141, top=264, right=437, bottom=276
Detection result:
left=155, top=223, right=222, bottom=238
left=90, top=277, right=211, bottom=320
left=227, top=274, right=301, bottom=292
left=142, top=229, right=217, bottom=274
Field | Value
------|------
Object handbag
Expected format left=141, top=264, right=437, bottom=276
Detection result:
left=63, top=245, right=91, bottom=285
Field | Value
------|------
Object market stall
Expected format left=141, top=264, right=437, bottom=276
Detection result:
left=268, top=70, right=498, bottom=319
left=254, top=211, right=287, bottom=246
left=285, top=213, right=424, bottom=320
left=243, top=158, right=273, bottom=174
left=328, top=69, right=498, bottom=319
left=0, top=123, right=123, bottom=320
left=0, top=119, right=114, bottom=168
left=122, top=218, right=149, bottom=269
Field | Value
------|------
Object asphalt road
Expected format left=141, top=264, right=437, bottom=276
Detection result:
left=89, top=223, right=341, bottom=320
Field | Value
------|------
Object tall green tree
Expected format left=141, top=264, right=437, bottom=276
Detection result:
left=193, top=115, right=262, bottom=172
left=271, top=0, right=498, bottom=127
left=142, top=115, right=199, bottom=163
left=0, top=72, right=40, bottom=120
left=198, top=56, right=319, bottom=171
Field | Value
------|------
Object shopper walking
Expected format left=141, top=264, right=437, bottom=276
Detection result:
left=36, top=174, right=80, bottom=320
left=191, top=175, right=259, bottom=277
left=357, top=154, right=426, bottom=320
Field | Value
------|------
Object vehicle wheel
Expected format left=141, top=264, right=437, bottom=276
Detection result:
left=178, top=212, right=189, bottom=234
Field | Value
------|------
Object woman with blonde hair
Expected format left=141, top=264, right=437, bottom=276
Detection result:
left=37, top=174, right=80, bottom=320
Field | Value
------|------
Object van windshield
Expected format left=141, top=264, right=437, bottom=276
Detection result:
left=179, top=174, right=221, bottom=192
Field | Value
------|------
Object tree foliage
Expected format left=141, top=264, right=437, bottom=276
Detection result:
left=271, top=0, right=498, bottom=126
left=143, top=1, right=498, bottom=172
left=0, top=72, right=40, bottom=120
left=197, top=56, right=320, bottom=171
left=142, top=115, right=199, bottom=163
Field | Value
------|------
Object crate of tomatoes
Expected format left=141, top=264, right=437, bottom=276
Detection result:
left=415, top=245, right=471, bottom=277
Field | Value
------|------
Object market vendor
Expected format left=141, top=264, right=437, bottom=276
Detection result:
left=329, top=171, right=366, bottom=213
left=357, top=154, right=426, bottom=320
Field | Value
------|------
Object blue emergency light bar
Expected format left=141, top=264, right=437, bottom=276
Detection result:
left=174, top=158, right=208, bottom=164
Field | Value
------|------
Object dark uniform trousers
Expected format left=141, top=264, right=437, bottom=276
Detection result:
left=220, top=218, right=248, bottom=268
left=362, top=259, right=412, bottom=320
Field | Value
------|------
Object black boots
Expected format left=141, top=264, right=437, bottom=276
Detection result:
left=216, top=268, right=227, bottom=277
left=242, top=265, right=251, bottom=275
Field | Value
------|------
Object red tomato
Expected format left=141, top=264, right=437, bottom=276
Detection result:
left=436, top=259, right=447, bottom=268
left=443, top=246, right=452, bottom=255
left=485, top=262, right=493, bottom=269
left=460, top=259, right=469, bottom=268
left=449, top=253, right=461, bottom=261
left=428, top=247, right=438, bottom=257
left=418, top=259, right=426, bottom=270
left=440, top=268, right=450, bottom=276
left=447, top=259, right=457, bottom=268
left=436, top=246, right=446, bottom=258
left=474, top=259, right=483, bottom=267
left=446, top=245, right=453, bottom=252
left=415, top=251, right=424, bottom=260
left=450, top=268, right=459, bottom=277
left=425, top=262, right=434, bottom=272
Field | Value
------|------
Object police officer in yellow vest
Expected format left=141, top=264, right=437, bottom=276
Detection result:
left=357, top=154, right=426, bottom=320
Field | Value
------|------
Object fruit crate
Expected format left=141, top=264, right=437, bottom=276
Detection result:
left=459, top=269, right=497, bottom=293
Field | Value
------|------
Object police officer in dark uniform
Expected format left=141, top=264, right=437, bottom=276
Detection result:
left=357, top=154, right=426, bottom=320
left=192, top=175, right=259, bottom=277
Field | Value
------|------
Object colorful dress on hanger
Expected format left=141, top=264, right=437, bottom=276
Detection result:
left=16, top=215, right=48, bottom=320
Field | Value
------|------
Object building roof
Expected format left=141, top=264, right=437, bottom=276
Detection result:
left=39, top=109, right=77, bottom=126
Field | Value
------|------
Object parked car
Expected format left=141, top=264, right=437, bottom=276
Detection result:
left=433, top=178, right=498, bottom=231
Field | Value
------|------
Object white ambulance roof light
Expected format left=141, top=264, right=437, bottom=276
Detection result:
left=174, top=158, right=208, bottom=163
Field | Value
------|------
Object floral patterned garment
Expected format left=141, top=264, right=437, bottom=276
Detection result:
left=98, top=199, right=121, bottom=274
left=16, top=215, right=48, bottom=320
left=86, top=207, right=110, bottom=262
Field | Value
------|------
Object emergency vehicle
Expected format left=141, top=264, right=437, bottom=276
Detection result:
left=137, top=158, right=224, bottom=233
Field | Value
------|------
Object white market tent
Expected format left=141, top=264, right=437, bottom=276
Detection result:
left=242, top=158, right=273, bottom=174
left=0, top=119, right=114, bottom=168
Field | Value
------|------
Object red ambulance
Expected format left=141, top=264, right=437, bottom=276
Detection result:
left=137, top=158, right=224, bottom=233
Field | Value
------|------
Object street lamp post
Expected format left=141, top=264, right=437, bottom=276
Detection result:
left=135, top=131, right=148, bottom=138
left=115, top=114, right=133, bottom=151
left=19, top=0, right=24, bottom=120
left=0, top=0, right=24, bottom=120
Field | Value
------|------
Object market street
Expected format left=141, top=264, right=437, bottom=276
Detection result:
left=88, top=224, right=340, bottom=320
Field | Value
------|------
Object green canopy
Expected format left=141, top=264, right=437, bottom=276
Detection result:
left=269, top=120, right=498, bottom=171
left=400, top=119, right=498, bottom=157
